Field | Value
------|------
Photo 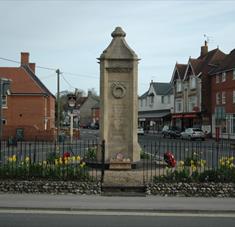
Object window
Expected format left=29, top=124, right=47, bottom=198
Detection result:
left=176, top=80, right=182, bottom=92
left=2, top=95, right=7, bottom=107
left=222, top=72, right=226, bottom=82
left=216, top=92, right=221, bottom=105
left=150, top=95, right=154, bottom=105
left=216, top=74, right=220, bottom=83
left=190, top=76, right=196, bottom=89
left=188, top=96, right=197, bottom=112
left=233, top=90, right=235, bottom=103
left=233, top=70, right=235, bottom=80
left=161, top=96, right=164, bottom=104
left=222, top=92, right=226, bottom=104
left=175, top=99, right=182, bottom=112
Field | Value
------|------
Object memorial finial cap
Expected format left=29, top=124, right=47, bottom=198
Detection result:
left=111, top=27, right=126, bottom=38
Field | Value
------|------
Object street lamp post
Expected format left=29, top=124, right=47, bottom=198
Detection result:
left=67, top=94, right=76, bottom=144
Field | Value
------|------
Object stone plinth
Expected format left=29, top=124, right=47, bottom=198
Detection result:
left=109, top=159, right=132, bottom=170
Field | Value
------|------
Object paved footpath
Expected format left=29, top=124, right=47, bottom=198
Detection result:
left=0, top=194, right=235, bottom=214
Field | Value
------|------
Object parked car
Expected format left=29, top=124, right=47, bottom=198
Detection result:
left=180, top=128, right=205, bottom=140
left=137, top=127, right=144, bottom=135
left=162, top=125, right=181, bottom=138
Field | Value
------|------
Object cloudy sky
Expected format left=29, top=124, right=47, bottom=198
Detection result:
left=0, top=0, right=235, bottom=95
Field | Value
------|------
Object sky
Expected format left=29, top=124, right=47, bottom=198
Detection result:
left=0, top=0, right=235, bottom=96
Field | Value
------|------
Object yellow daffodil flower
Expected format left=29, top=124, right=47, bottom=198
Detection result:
left=25, top=156, right=30, bottom=162
left=76, top=155, right=81, bottom=161
left=12, top=155, right=17, bottom=162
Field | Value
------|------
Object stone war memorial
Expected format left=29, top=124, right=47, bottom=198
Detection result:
left=98, top=27, right=141, bottom=169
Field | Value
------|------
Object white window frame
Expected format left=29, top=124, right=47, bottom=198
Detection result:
left=175, top=99, right=182, bottom=113
left=190, top=76, right=196, bottom=89
left=222, top=91, right=226, bottom=104
left=176, top=80, right=182, bottom=92
left=222, top=72, right=226, bottom=82
left=2, top=95, right=7, bottom=108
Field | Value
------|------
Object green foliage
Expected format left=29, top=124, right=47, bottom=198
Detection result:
left=154, top=155, right=235, bottom=183
left=85, top=147, right=97, bottom=161
left=140, top=150, right=150, bottom=160
left=0, top=155, right=90, bottom=181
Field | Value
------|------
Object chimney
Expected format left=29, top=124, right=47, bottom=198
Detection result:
left=21, top=52, right=29, bottom=65
left=28, top=63, right=36, bottom=73
left=200, top=41, right=208, bottom=57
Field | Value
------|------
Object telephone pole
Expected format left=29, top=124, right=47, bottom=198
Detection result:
left=56, top=69, right=61, bottom=142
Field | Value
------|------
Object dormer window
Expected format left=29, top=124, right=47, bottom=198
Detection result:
left=222, top=72, right=226, bottom=82
left=149, top=93, right=154, bottom=106
left=176, top=80, right=182, bottom=92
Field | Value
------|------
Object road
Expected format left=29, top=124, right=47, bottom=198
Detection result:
left=0, top=193, right=235, bottom=227
left=0, top=211, right=235, bottom=227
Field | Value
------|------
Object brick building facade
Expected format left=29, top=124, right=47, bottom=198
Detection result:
left=0, top=52, right=55, bottom=140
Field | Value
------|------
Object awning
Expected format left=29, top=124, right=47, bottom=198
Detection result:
left=138, top=111, right=170, bottom=119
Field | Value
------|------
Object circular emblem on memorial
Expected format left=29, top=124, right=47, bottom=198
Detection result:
left=111, top=82, right=126, bottom=99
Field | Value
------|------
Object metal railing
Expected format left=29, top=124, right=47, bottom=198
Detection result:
left=0, top=139, right=105, bottom=182
left=139, top=139, right=235, bottom=184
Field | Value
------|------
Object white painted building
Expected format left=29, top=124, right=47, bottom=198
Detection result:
left=138, top=81, right=173, bottom=132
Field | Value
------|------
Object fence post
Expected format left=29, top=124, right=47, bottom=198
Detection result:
left=101, top=139, right=105, bottom=183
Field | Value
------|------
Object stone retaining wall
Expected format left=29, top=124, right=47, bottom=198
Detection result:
left=0, top=180, right=101, bottom=195
left=147, top=182, right=235, bottom=197
left=1, top=180, right=235, bottom=197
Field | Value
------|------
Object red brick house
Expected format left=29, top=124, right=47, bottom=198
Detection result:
left=210, top=49, right=235, bottom=139
left=171, top=41, right=226, bottom=134
left=0, top=52, right=55, bottom=140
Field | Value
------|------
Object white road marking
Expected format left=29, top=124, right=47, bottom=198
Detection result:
left=0, top=209, right=235, bottom=218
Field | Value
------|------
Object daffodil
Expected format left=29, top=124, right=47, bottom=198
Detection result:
left=55, top=159, right=59, bottom=165
left=191, top=165, right=197, bottom=172
left=8, top=157, right=13, bottom=162
left=76, top=155, right=81, bottom=161
left=179, top=160, right=184, bottom=167
left=25, top=156, right=30, bottom=162
left=43, top=160, right=47, bottom=165
left=59, top=157, right=63, bottom=165
left=64, top=159, right=68, bottom=165
left=190, top=160, right=194, bottom=166
left=72, top=156, right=76, bottom=161
left=12, top=155, right=17, bottom=162
left=80, top=162, right=86, bottom=168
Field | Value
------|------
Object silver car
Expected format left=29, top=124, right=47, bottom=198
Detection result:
left=180, top=128, right=205, bottom=140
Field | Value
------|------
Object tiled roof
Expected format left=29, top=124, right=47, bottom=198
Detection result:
left=152, top=82, right=172, bottom=95
left=176, top=64, right=187, bottom=79
left=210, top=49, right=235, bottom=74
left=22, top=65, right=55, bottom=98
